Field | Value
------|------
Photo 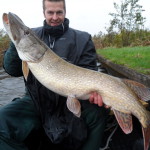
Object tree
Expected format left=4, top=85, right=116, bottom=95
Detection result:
left=107, top=0, right=146, bottom=46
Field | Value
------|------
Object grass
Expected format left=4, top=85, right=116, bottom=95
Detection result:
left=97, top=46, right=150, bottom=75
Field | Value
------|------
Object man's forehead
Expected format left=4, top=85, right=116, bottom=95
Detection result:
left=44, top=1, right=64, bottom=9
left=46, top=7, right=64, bottom=12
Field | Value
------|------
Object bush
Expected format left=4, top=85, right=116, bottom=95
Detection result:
left=0, top=29, right=10, bottom=67
left=92, top=29, right=150, bottom=49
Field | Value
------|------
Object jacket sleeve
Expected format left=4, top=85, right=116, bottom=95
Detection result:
left=3, top=42, right=23, bottom=77
left=77, top=36, right=98, bottom=71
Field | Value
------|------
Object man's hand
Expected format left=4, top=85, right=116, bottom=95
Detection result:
left=89, top=92, right=103, bottom=106
left=89, top=92, right=110, bottom=108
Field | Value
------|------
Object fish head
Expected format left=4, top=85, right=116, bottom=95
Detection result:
left=3, top=12, right=47, bottom=62
left=3, top=12, right=25, bottom=45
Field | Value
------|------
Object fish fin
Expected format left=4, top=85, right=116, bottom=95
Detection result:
left=66, top=96, right=81, bottom=117
left=142, top=127, right=150, bottom=150
left=22, top=61, right=29, bottom=81
left=122, top=79, right=150, bottom=102
left=113, top=109, right=133, bottom=134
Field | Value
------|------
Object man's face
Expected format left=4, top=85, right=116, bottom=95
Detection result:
left=43, top=1, right=66, bottom=26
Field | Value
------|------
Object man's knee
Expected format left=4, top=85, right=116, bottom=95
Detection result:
left=0, top=105, right=10, bottom=122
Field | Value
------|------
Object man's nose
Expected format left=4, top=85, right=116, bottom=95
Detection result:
left=52, top=13, right=58, bottom=20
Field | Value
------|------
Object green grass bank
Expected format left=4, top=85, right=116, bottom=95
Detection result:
left=97, top=46, right=150, bottom=75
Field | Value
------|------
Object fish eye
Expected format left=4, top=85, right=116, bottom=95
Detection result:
left=24, top=30, right=30, bottom=35
left=13, top=34, right=17, bottom=41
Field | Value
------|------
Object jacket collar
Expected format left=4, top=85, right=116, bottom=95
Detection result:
left=43, top=18, right=69, bottom=39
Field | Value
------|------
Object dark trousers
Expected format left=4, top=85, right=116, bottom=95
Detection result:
left=0, top=95, right=108, bottom=150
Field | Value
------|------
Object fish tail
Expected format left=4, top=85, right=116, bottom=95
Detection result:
left=141, top=110, right=150, bottom=150
left=142, top=126, right=150, bottom=150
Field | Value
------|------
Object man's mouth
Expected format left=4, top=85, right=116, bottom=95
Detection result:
left=50, top=21, right=61, bottom=26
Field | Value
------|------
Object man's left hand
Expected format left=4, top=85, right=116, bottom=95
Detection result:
left=89, top=92, right=103, bottom=107
left=89, top=92, right=110, bottom=108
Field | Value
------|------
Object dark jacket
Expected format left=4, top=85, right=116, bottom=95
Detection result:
left=3, top=26, right=98, bottom=149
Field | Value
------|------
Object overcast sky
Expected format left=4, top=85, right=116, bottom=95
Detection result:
left=0, top=0, right=150, bottom=35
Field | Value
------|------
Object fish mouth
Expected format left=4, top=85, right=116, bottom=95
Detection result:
left=3, top=13, right=9, bottom=25
left=2, top=12, right=25, bottom=43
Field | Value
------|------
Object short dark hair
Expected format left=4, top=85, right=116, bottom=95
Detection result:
left=42, top=0, right=66, bottom=12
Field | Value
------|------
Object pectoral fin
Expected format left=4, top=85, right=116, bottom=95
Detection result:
left=113, top=109, right=133, bottom=134
left=142, top=127, right=150, bottom=150
left=22, top=61, right=29, bottom=81
left=66, top=96, right=81, bottom=117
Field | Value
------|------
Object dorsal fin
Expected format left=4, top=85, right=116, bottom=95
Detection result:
left=113, top=109, right=133, bottom=134
left=122, top=79, right=150, bottom=102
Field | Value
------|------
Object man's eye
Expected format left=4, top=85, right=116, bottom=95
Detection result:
left=48, top=11, right=54, bottom=15
left=57, top=11, right=63, bottom=15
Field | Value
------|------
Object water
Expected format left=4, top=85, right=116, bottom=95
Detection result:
left=0, top=68, right=25, bottom=106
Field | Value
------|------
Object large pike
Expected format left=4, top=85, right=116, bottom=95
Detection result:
left=3, top=12, right=150, bottom=150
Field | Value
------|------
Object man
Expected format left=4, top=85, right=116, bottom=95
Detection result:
left=0, top=0, right=108, bottom=150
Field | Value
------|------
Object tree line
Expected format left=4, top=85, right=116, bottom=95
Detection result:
left=92, top=0, right=150, bottom=49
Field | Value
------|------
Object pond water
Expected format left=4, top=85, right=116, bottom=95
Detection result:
left=0, top=68, right=25, bottom=106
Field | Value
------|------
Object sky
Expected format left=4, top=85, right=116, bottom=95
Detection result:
left=0, top=0, right=150, bottom=36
